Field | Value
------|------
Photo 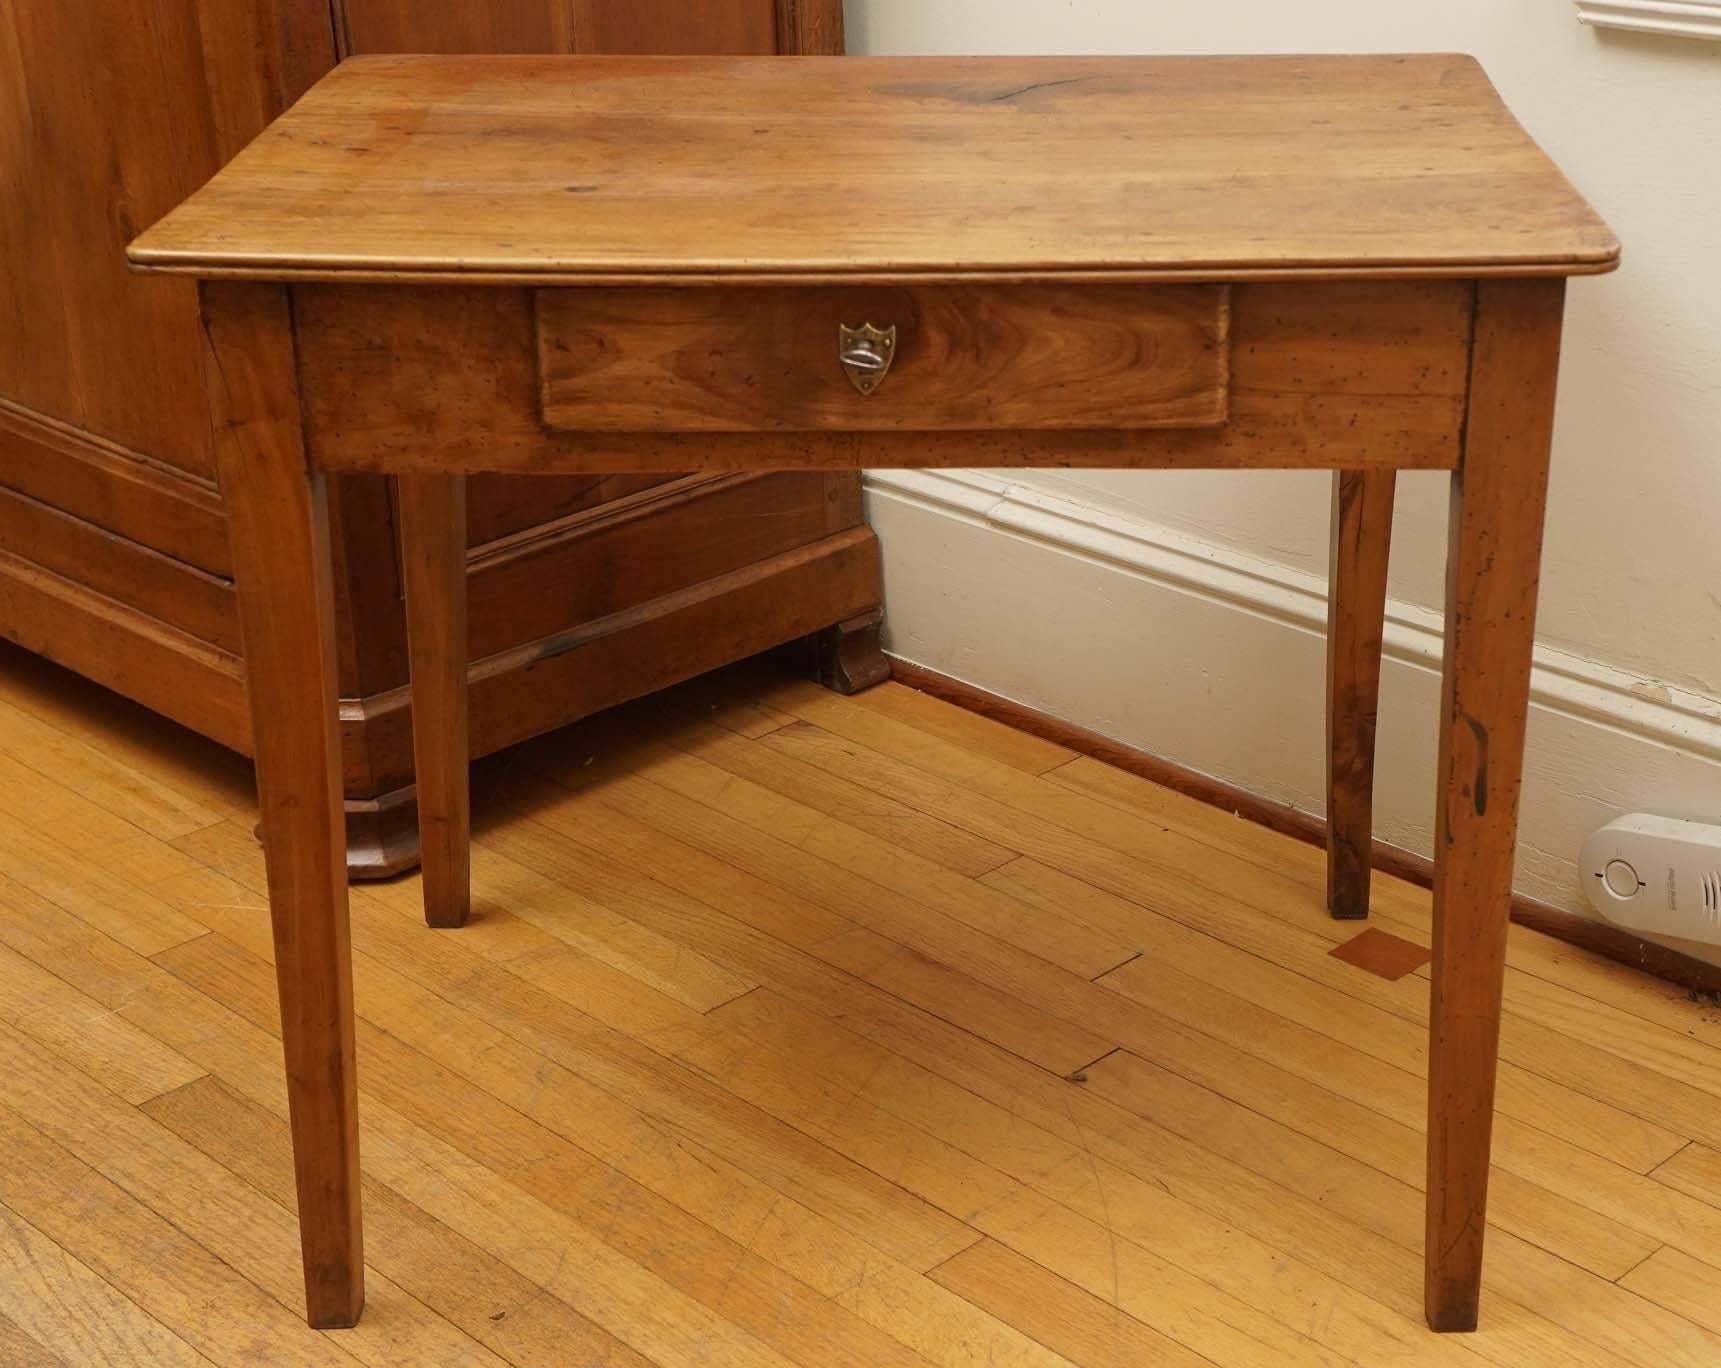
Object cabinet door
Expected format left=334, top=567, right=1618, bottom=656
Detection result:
left=573, top=0, right=777, bottom=54
left=0, top=1, right=330, bottom=480
left=332, top=1, right=817, bottom=55
left=332, top=1, right=574, bottom=53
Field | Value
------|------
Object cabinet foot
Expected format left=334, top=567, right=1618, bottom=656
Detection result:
left=344, top=784, right=420, bottom=880
left=811, top=609, right=889, bottom=695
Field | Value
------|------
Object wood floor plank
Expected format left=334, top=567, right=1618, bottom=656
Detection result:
left=4, top=654, right=1716, bottom=1367
left=667, top=715, right=1679, bottom=1259
left=1094, top=952, right=1721, bottom=1277
left=170, top=851, right=984, bottom=1284
left=1652, top=1143, right=1721, bottom=1208
left=757, top=707, right=1707, bottom=1166
left=471, top=744, right=1716, bottom=1365
left=986, top=856, right=1686, bottom=1173
left=0, top=818, right=207, bottom=956
left=682, top=673, right=802, bottom=739
left=462, top=841, right=756, bottom=1012
left=0, top=694, right=225, bottom=840
left=1620, top=1248, right=1721, bottom=1336
left=1496, top=968, right=1721, bottom=1102
left=625, top=736, right=1133, bottom=977
left=851, top=680, right=1078, bottom=776
left=357, top=1095, right=808, bottom=1368
left=0, top=932, right=205, bottom=1105
left=486, top=771, right=1116, bottom=1076
left=430, top=821, right=1360, bottom=1368
left=928, top=1239, right=1218, bottom=1368
left=171, top=822, right=709, bottom=1041
left=0, top=1101, right=359, bottom=1368
left=0, top=1026, right=508, bottom=1368
left=654, top=711, right=1018, bottom=878
left=152, top=932, right=1071, bottom=1368
left=481, top=789, right=1100, bottom=1078
left=0, top=749, right=174, bottom=862
left=537, top=735, right=1124, bottom=982
left=148, top=874, right=982, bottom=1280
left=654, top=1004, right=1517, bottom=1368
left=1494, top=927, right=1721, bottom=1046
left=29, top=926, right=703, bottom=1368
left=0, top=1200, right=217, bottom=1368
left=658, top=988, right=1683, bottom=1368
left=499, top=806, right=1706, bottom=1368
left=0, top=1308, right=65, bottom=1367
left=143, top=1076, right=670, bottom=1368
left=147, top=941, right=896, bottom=1368
left=688, top=948, right=1699, bottom=1368
left=0, top=642, right=255, bottom=821
left=1080, top=1053, right=1720, bottom=1368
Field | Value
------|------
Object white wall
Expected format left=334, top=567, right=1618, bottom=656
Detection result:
left=846, top=2, right=1721, bottom=954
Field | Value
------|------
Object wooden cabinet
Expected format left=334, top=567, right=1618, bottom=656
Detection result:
left=0, top=0, right=882, bottom=872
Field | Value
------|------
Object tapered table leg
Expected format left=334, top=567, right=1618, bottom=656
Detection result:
left=1326, top=469, right=1396, bottom=920
left=201, top=281, right=364, bottom=1329
left=398, top=475, right=471, bottom=929
left=1425, top=278, right=1564, bottom=1332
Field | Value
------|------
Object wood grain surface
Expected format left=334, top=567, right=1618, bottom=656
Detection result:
left=1326, top=468, right=1397, bottom=921
left=127, top=54, right=1619, bottom=284
left=397, top=475, right=471, bottom=930
left=298, top=280, right=1469, bottom=473
left=1425, top=278, right=1567, bottom=1332
left=536, top=284, right=1229, bottom=431
left=198, top=281, right=364, bottom=1328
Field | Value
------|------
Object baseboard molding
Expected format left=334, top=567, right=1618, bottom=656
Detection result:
left=1575, top=1, right=1721, bottom=42
left=865, top=468, right=1721, bottom=974
left=891, top=658, right=1721, bottom=997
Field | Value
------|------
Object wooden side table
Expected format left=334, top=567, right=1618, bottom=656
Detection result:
left=129, top=53, right=1618, bottom=1336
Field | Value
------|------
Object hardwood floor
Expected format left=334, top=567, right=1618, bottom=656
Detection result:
left=0, top=638, right=1718, bottom=1367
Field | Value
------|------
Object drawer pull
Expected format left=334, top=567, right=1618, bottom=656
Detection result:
left=838, top=322, right=898, bottom=395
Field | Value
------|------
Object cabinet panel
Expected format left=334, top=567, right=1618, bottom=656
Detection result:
left=0, top=487, right=239, bottom=653
left=333, top=1, right=575, bottom=54
left=0, top=1, right=331, bottom=478
left=467, top=472, right=848, bottom=657
left=466, top=473, right=680, bottom=547
left=573, top=0, right=778, bottom=53
left=0, top=398, right=231, bottom=576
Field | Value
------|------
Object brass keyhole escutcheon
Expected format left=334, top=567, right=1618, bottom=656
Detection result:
left=838, top=322, right=897, bottom=395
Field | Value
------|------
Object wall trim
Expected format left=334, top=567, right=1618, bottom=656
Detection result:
left=867, top=469, right=1721, bottom=767
left=1575, top=0, right=1721, bottom=40
left=864, top=467, right=1721, bottom=959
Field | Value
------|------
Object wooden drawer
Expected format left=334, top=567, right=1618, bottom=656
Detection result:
left=535, top=284, right=1230, bottom=432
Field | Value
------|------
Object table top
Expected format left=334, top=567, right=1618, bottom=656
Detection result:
left=129, top=53, right=1618, bottom=286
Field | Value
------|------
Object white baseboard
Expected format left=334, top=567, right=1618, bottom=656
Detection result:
left=1575, top=1, right=1721, bottom=42
left=865, top=469, right=1721, bottom=955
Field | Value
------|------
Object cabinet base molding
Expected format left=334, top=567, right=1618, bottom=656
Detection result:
left=344, top=783, right=421, bottom=879
left=341, top=525, right=882, bottom=876
left=0, top=548, right=248, bottom=751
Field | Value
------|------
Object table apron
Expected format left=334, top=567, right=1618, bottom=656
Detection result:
left=292, top=278, right=1474, bottom=475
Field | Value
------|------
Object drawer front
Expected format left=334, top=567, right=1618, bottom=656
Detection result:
left=536, top=284, right=1230, bottom=432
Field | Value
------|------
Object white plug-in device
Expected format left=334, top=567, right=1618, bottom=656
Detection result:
left=1580, top=813, right=1721, bottom=945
